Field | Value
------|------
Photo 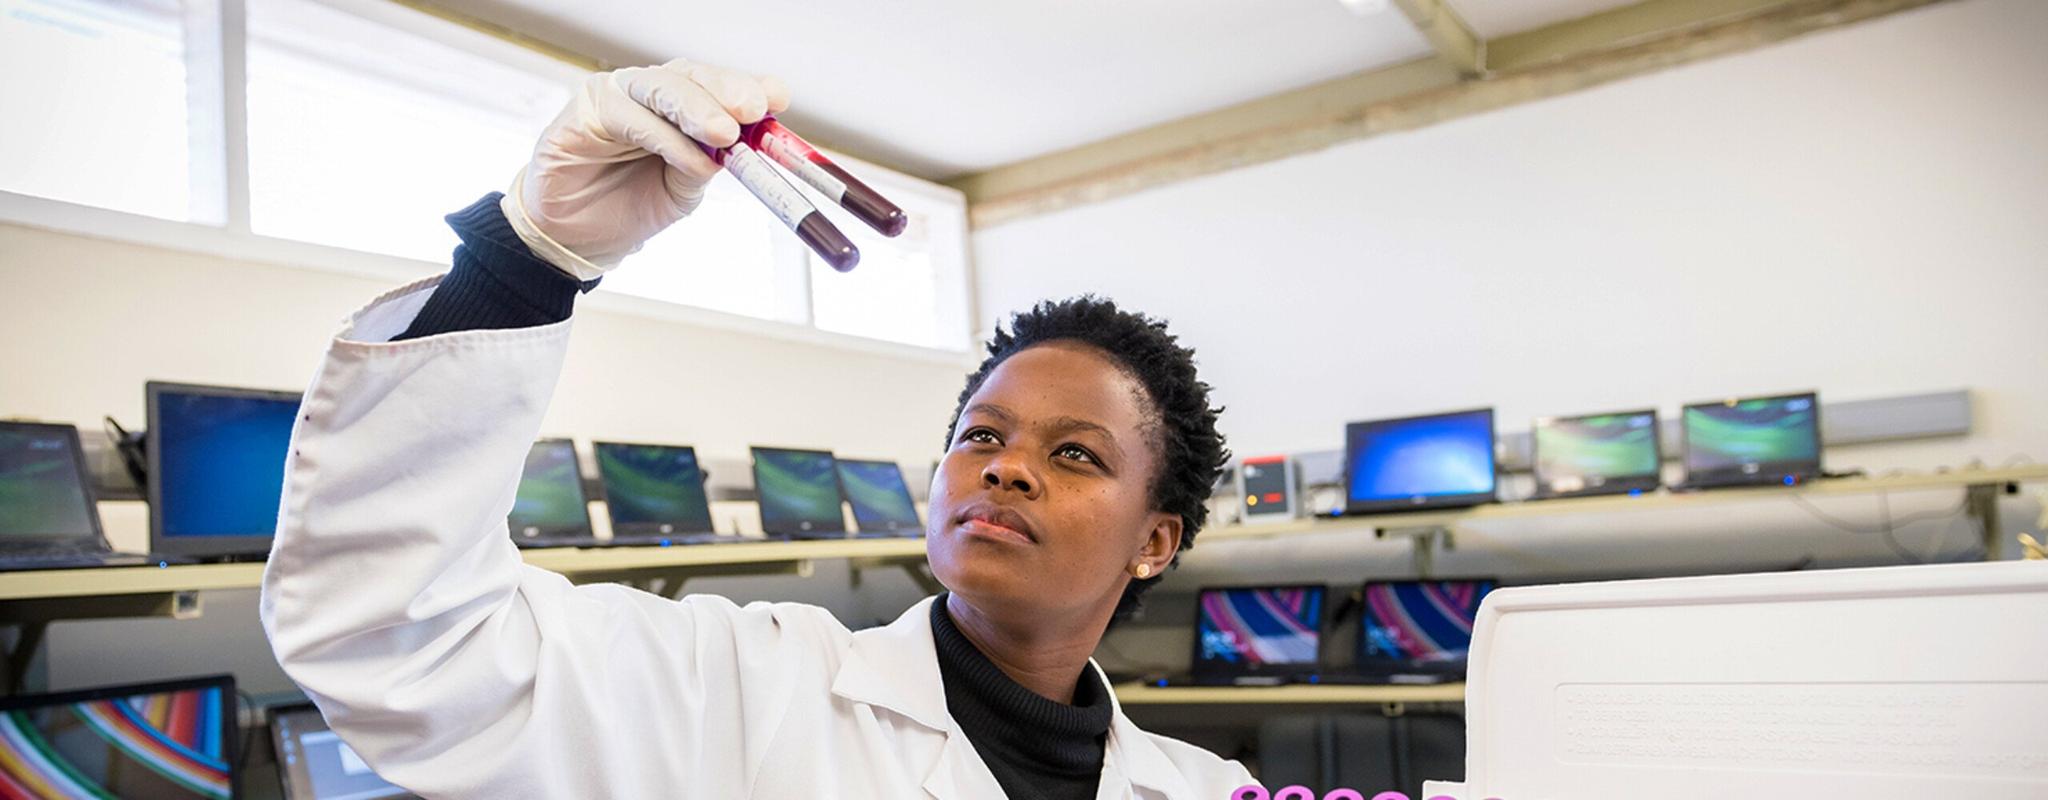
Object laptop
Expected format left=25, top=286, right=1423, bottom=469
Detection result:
left=1320, top=579, right=1495, bottom=685
left=1531, top=409, right=1663, bottom=498
left=1679, top=392, right=1823, bottom=489
left=835, top=458, right=923, bottom=538
left=592, top=441, right=728, bottom=546
left=751, top=447, right=848, bottom=540
left=0, top=674, right=239, bottom=798
left=0, top=420, right=190, bottom=570
left=1343, top=408, right=1498, bottom=515
left=147, top=381, right=304, bottom=561
left=507, top=438, right=598, bottom=548
left=1157, top=585, right=1326, bottom=687
left=270, top=703, right=417, bottom=800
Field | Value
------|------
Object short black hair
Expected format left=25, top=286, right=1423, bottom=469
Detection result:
left=944, top=295, right=1229, bottom=621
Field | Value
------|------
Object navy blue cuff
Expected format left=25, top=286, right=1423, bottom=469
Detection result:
left=392, top=192, right=600, bottom=341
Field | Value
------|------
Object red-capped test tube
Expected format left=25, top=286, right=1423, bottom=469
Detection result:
left=745, top=117, right=908, bottom=237
left=698, top=130, right=859, bottom=272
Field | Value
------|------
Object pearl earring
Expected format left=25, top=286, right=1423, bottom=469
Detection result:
left=1133, top=563, right=1152, bottom=579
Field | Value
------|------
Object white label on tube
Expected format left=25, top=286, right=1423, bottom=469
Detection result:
left=763, top=134, right=848, bottom=201
left=726, top=142, right=813, bottom=230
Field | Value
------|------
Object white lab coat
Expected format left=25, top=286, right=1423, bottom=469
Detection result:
left=259, top=276, right=1258, bottom=799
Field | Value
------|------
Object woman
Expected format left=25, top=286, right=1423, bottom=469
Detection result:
left=260, top=59, right=1252, bottom=799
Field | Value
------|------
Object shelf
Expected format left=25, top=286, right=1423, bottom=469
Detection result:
left=0, top=536, right=929, bottom=605
left=1112, top=682, right=1465, bottom=706
left=1202, top=464, right=2048, bottom=543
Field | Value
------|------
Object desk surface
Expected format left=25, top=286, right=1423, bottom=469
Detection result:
left=5, top=465, right=2040, bottom=602
left=1111, top=682, right=1465, bottom=705
left=0, top=536, right=927, bottom=602
left=1201, top=463, right=2048, bottom=543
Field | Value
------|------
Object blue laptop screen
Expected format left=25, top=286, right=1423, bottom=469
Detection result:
left=1360, top=580, right=1494, bottom=668
left=156, top=390, right=301, bottom=538
left=1196, top=586, right=1325, bottom=670
left=1345, top=410, right=1496, bottom=505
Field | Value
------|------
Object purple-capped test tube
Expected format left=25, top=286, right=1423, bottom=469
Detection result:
left=697, top=127, right=859, bottom=272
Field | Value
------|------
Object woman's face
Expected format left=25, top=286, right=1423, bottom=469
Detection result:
left=926, top=342, right=1181, bottom=624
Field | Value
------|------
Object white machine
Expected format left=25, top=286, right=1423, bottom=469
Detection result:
left=1235, top=454, right=1300, bottom=524
left=1427, top=560, right=2048, bottom=799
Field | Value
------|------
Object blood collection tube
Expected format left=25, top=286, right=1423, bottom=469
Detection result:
left=698, top=136, right=860, bottom=272
left=746, top=117, right=908, bottom=237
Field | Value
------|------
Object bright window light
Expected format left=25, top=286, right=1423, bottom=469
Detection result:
left=805, top=166, right=970, bottom=351
left=244, top=0, right=570, bottom=262
left=597, top=173, right=807, bottom=325
left=0, top=0, right=192, bottom=221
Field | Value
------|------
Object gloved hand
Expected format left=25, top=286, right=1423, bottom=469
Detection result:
left=501, top=59, right=790, bottom=280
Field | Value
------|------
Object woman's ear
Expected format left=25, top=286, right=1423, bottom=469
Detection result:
left=1135, top=513, right=1183, bottom=577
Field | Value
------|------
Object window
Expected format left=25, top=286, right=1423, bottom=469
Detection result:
left=806, top=174, right=971, bottom=351
left=599, top=175, right=808, bottom=324
left=244, top=0, right=572, bottom=262
left=0, top=0, right=972, bottom=354
left=0, top=0, right=192, bottom=220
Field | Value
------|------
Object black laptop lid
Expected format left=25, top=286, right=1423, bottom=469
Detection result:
left=1532, top=409, right=1662, bottom=496
left=1681, top=392, right=1822, bottom=486
left=1358, top=579, right=1495, bottom=675
left=592, top=441, right=716, bottom=538
left=508, top=438, right=592, bottom=543
left=1192, top=585, right=1327, bottom=681
left=0, top=420, right=105, bottom=548
left=0, top=674, right=240, bottom=798
left=147, top=381, right=303, bottom=559
left=835, top=459, right=920, bottom=533
left=751, top=447, right=845, bottom=537
left=270, top=703, right=417, bottom=800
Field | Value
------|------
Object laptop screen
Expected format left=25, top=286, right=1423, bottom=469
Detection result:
left=593, top=442, right=714, bottom=536
left=1344, top=409, right=1496, bottom=513
left=836, top=459, right=919, bottom=533
left=1533, top=410, right=1661, bottom=494
left=1682, top=393, right=1821, bottom=479
left=751, top=448, right=844, bottom=536
left=271, top=704, right=415, bottom=800
left=508, top=439, right=590, bottom=540
left=0, top=422, right=98, bottom=542
left=0, top=675, right=237, bottom=799
left=1359, top=580, right=1494, bottom=672
left=1194, top=586, right=1325, bottom=676
left=152, top=385, right=301, bottom=541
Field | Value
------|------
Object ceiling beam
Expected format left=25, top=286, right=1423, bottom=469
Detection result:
left=952, top=0, right=1954, bottom=229
left=1391, top=0, right=1484, bottom=76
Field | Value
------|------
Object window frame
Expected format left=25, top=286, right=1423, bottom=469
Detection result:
left=0, top=0, right=979, bottom=364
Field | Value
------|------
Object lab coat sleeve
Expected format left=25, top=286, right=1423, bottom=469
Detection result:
left=259, top=277, right=831, bottom=798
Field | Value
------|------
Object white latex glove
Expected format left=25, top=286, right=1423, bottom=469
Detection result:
left=501, top=59, right=790, bottom=280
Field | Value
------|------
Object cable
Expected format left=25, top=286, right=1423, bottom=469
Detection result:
left=1787, top=492, right=1969, bottom=565
left=235, top=689, right=262, bottom=776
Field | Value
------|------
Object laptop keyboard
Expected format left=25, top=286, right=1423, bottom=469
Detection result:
left=0, top=546, right=139, bottom=570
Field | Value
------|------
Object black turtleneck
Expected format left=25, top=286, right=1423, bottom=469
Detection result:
left=931, top=594, right=1113, bottom=800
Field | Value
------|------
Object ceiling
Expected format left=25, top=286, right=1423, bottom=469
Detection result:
left=432, top=0, right=1651, bottom=180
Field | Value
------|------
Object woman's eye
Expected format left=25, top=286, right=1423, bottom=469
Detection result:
left=1055, top=444, right=1096, bottom=464
left=962, top=429, right=998, bottom=445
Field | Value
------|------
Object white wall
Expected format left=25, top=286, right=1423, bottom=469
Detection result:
left=0, top=220, right=962, bottom=690
left=973, top=0, right=2048, bottom=475
left=973, top=0, right=2048, bottom=674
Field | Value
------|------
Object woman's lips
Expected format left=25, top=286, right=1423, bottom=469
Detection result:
left=955, top=503, right=1036, bottom=545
